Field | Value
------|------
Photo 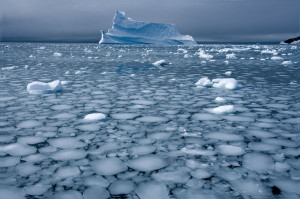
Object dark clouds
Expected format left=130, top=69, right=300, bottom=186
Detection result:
left=0, top=0, right=299, bottom=42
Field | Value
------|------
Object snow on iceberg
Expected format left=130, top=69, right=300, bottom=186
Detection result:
left=99, top=11, right=196, bottom=45
left=27, top=80, right=62, bottom=94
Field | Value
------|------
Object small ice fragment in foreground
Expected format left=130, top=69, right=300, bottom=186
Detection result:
left=53, top=52, right=62, bottom=57
left=208, top=105, right=235, bottom=114
left=224, top=60, right=229, bottom=65
left=215, top=97, right=225, bottom=103
left=127, top=155, right=169, bottom=172
left=65, top=71, right=70, bottom=75
left=271, top=56, right=283, bottom=60
left=232, top=179, right=270, bottom=197
left=136, top=181, right=169, bottom=199
left=108, top=180, right=135, bottom=195
left=90, top=158, right=128, bottom=175
left=83, top=113, right=106, bottom=121
left=195, top=77, right=212, bottom=87
left=243, top=152, right=274, bottom=172
left=0, top=186, right=25, bottom=199
left=226, top=53, right=237, bottom=59
left=0, top=156, right=20, bottom=167
left=25, top=184, right=51, bottom=196
left=212, top=78, right=239, bottom=90
left=1, top=65, right=19, bottom=71
left=24, top=65, right=30, bottom=69
left=282, top=61, right=292, bottom=65
left=27, top=80, right=62, bottom=94
left=83, top=187, right=109, bottom=199
left=197, top=50, right=213, bottom=59
left=217, top=144, right=245, bottom=156
left=225, top=71, right=232, bottom=76
left=75, top=70, right=86, bottom=75
left=153, top=60, right=168, bottom=67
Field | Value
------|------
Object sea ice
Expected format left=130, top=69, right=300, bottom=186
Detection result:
left=136, top=181, right=169, bottom=199
left=54, top=166, right=81, bottom=179
left=48, top=137, right=86, bottom=148
left=83, top=186, right=110, bottom=199
left=25, top=184, right=51, bottom=196
left=197, top=50, right=213, bottom=59
left=75, top=70, right=86, bottom=75
left=212, top=78, right=239, bottom=90
left=83, top=113, right=106, bottom=121
left=243, top=152, right=274, bottom=172
left=127, top=155, right=169, bottom=172
left=226, top=53, right=237, bottom=59
left=225, top=71, right=232, bottom=76
left=152, top=171, right=190, bottom=183
left=15, top=162, right=41, bottom=177
left=0, top=186, right=25, bottom=199
left=282, top=61, right=292, bottom=65
left=108, top=180, right=135, bottom=195
left=0, top=156, right=20, bottom=167
left=111, top=113, right=138, bottom=120
left=153, top=60, right=168, bottom=67
left=195, top=77, right=213, bottom=87
left=136, top=116, right=168, bottom=122
left=51, top=149, right=87, bottom=161
left=1, top=65, right=19, bottom=70
left=53, top=190, right=83, bottom=199
left=271, top=56, right=283, bottom=60
left=215, top=97, right=226, bottom=102
left=1, top=143, right=37, bottom=156
left=27, top=80, right=62, bottom=94
left=208, top=105, right=236, bottom=114
left=190, top=169, right=211, bottom=179
left=53, top=52, right=62, bottom=56
left=217, top=144, right=245, bottom=156
left=90, top=158, right=128, bottom=175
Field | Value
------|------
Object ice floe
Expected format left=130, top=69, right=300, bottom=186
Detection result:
left=27, top=80, right=62, bottom=94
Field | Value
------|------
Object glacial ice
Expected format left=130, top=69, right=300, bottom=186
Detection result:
left=195, top=77, right=213, bottom=87
left=208, top=105, right=236, bottom=114
left=99, top=11, right=196, bottom=45
left=27, top=80, right=62, bottom=94
left=83, top=113, right=106, bottom=121
left=212, top=78, right=240, bottom=90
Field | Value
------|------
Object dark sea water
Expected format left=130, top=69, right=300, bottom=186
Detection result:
left=0, top=43, right=300, bottom=199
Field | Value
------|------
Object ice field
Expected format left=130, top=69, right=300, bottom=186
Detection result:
left=0, top=43, right=300, bottom=199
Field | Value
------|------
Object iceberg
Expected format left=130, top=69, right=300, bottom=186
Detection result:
left=99, top=11, right=196, bottom=45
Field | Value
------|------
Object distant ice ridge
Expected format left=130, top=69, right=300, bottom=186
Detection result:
left=99, top=11, right=196, bottom=45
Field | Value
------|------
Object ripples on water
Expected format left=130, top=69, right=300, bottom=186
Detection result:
left=0, top=43, right=300, bottom=198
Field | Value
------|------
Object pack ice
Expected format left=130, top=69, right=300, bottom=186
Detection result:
left=99, top=11, right=196, bottom=45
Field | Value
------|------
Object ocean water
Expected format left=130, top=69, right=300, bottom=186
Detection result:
left=1, top=43, right=300, bottom=199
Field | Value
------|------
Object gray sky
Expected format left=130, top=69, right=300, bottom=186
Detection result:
left=0, top=0, right=299, bottom=42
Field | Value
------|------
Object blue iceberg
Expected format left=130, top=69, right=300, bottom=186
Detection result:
left=99, top=11, right=196, bottom=45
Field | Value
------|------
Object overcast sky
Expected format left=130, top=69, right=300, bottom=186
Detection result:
left=0, top=0, right=299, bottom=42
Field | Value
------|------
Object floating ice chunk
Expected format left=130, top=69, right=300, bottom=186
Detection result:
left=183, top=54, right=192, bottom=58
left=206, top=132, right=243, bottom=141
left=217, top=144, right=245, bottom=156
left=224, top=60, right=229, bottom=65
left=53, top=190, right=83, bottom=199
left=212, top=78, right=239, bottom=90
left=248, top=142, right=281, bottom=152
left=51, top=149, right=87, bottom=161
left=83, top=176, right=110, bottom=187
left=25, top=184, right=51, bottom=196
left=18, top=136, right=46, bottom=145
left=108, top=180, right=135, bottom=195
left=201, top=60, right=206, bottom=65
left=53, top=52, right=62, bottom=57
left=15, top=162, right=41, bottom=177
left=24, top=65, right=30, bottom=69
left=215, top=97, right=226, bottom=103
left=27, top=80, right=62, bottom=94
left=243, top=152, right=274, bottom=172
left=136, top=116, right=168, bottom=122
left=190, top=169, right=211, bottom=179
left=177, top=48, right=188, bottom=54
left=272, top=178, right=300, bottom=194
left=54, top=166, right=81, bottom=179
left=65, top=71, right=70, bottom=75
left=208, top=105, right=235, bottom=115
left=261, top=49, right=277, bottom=55
left=225, top=71, right=232, bottom=76
left=127, top=155, right=169, bottom=172
left=136, top=181, right=169, bottom=199
left=111, top=113, right=138, bottom=120
left=195, top=77, right=213, bottom=87
left=75, top=70, right=86, bottom=75
left=48, top=137, right=86, bottom=149
left=192, top=113, right=221, bottom=121
left=22, top=153, right=47, bottom=163
left=275, top=162, right=291, bottom=172
left=226, top=53, right=237, bottom=59
left=131, top=145, right=156, bottom=156
left=83, top=186, right=110, bottom=199
left=17, top=120, right=41, bottom=128
left=197, top=50, right=213, bottom=59
left=83, top=113, right=106, bottom=121
left=1, top=65, right=19, bottom=70
left=0, top=156, right=20, bottom=167
left=180, top=147, right=216, bottom=156
left=61, top=80, right=70, bottom=85
left=282, top=61, right=292, bottom=65
left=247, top=129, right=276, bottom=138
left=131, top=99, right=156, bottom=105
left=1, top=143, right=37, bottom=156
left=152, top=171, right=190, bottom=183
left=231, top=179, right=270, bottom=197
left=153, top=60, right=168, bottom=67
left=271, top=56, right=283, bottom=60
left=90, top=158, right=128, bottom=175
left=0, top=186, right=25, bottom=199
